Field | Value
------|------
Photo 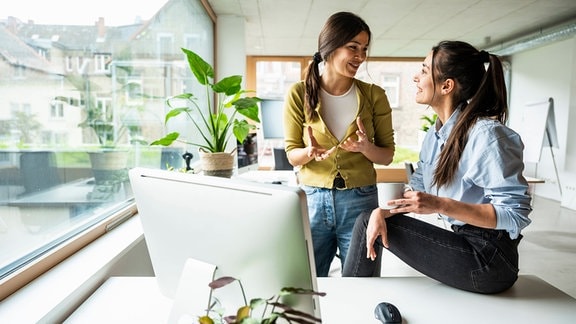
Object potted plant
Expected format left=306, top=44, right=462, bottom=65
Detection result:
left=55, top=76, right=147, bottom=198
left=418, top=113, right=437, bottom=149
left=419, top=113, right=438, bottom=132
left=199, top=276, right=324, bottom=324
left=151, top=48, right=261, bottom=178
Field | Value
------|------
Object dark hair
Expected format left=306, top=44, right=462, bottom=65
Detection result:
left=303, top=12, right=371, bottom=121
left=430, top=40, right=508, bottom=188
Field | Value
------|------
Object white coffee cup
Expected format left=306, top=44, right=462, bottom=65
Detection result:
left=377, top=183, right=409, bottom=209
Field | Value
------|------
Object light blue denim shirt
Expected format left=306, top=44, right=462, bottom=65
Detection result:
left=410, top=109, right=532, bottom=239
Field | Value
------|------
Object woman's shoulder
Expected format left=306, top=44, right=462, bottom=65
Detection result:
left=354, top=78, right=385, bottom=92
left=285, top=81, right=306, bottom=98
left=354, top=79, right=388, bottom=102
left=471, top=118, right=522, bottom=143
left=289, top=80, right=305, bottom=90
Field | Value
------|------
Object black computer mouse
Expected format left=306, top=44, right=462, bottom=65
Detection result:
left=374, top=302, right=402, bottom=323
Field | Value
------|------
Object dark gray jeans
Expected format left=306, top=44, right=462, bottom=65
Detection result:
left=342, top=212, right=523, bottom=294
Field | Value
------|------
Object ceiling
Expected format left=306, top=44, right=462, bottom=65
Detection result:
left=206, top=0, right=576, bottom=58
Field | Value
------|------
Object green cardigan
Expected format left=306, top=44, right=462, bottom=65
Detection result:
left=283, top=79, right=395, bottom=189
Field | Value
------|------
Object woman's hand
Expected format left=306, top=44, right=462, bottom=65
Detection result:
left=340, top=117, right=371, bottom=153
left=387, top=190, right=442, bottom=215
left=340, top=117, right=394, bottom=165
left=387, top=190, right=497, bottom=229
left=306, top=126, right=335, bottom=161
left=366, top=208, right=392, bottom=259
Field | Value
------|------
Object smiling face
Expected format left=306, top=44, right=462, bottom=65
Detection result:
left=325, top=31, right=369, bottom=79
left=413, top=51, right=437, bottom=105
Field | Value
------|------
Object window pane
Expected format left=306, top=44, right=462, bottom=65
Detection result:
left=254, top=60, right=303, bottom=168
left=256, top=61, right=302, bottom=99
left=0, top=0, right=213, bottom=281
left=356, top=60, right=432, bottom=160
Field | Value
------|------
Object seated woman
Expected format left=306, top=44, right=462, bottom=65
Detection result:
left=342, top=40, right=532, bottom=294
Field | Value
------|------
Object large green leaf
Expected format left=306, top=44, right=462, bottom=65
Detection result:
left=213, top=75, right=242, bottom=95
left=164, top=107, right=191, bottom=124
left=150, top=132, right=180, bottom=146
left=233, top=97, right=261, bottom=122
left=182, top=48, right=213, bottom=86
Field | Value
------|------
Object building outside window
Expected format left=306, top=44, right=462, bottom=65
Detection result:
left=0, top=0, right=214, bottom=300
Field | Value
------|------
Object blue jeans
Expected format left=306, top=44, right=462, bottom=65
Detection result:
left=342, top=213, right=523, bottom=294
left=302, top=185, right=378, bottom=277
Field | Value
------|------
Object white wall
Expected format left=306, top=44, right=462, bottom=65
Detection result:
left=216, top=14, right=247, bottom=156
left=216, top=15, right=246, bottom=80
left=508, top=36, right=576, bottom=209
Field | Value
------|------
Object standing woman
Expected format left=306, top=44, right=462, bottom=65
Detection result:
left=343, top=40, right=532, bottom=294
left=283, top=12, right=395, bottom=277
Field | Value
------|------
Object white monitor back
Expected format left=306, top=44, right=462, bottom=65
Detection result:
left=128, top=167, right=319, bottom=319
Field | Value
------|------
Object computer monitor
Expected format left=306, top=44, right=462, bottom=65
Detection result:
left=260, top=98, right=285, bottom=139
left=128, top=167, right=320, bottom=320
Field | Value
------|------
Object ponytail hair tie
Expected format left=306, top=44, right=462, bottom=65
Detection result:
left=479, top=50, right=490, bottom=63
left=313, top=52, right=323, bottom=64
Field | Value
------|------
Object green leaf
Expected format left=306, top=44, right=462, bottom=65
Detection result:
left=182, top=48, right=213, bottom=86
left=232, top=120, right=254, bottom=144
left=279, top=287, right=327, bottom=297
left=248, top=297, right=267, bottom=309
left=150, top=132, right=180, bottom=146
left=213, top=75, right=242, bottom=95
left=164, top=107, right=191, bottom=124
left=233, top=97, right=261, bottom=123
left=171, top=93, right=196, bottom=100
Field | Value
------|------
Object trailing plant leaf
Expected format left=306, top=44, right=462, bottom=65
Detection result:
left=202, top=276, right=323, bottom=324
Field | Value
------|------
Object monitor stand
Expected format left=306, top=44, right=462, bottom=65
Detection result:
left=168, top=258, right=217, bottom=323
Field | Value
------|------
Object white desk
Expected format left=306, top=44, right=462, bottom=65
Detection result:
left=66, top=275, right=576, bottom=323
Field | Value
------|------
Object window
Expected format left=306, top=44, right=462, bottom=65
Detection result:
left=13, top=65, right=25, bottom=79
left=356, top=59, right=425, bottom=155
left=0, top=0, right=214, bottom=301
left=247, top=57, right=425, bottom=165
left=157, top=33, right=174, bottom=59
left=94, top=54, right=111, bottom=73
left=379, top=74, right=400, bottom=108
left=95, top=97, right=112, bottom=120
left=50, top=101, right=64, bottom=119
left=246, top=57, right=308, bottom=168
left=65, top=56, right=73, bottom=72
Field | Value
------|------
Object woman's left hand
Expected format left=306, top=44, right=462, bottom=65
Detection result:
left=340, top=117, right=371, bottom=153
left=388, top=190, right=443, bottom=215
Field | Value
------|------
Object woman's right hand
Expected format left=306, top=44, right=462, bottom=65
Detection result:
left=366, top=208, right=392, bottom=259
left=286, top=126, right=335, bottom=166
left=306, top=126, right=335, bottom=161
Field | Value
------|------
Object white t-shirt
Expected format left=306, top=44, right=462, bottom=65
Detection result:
left=320, top=83, right=358, bottom=141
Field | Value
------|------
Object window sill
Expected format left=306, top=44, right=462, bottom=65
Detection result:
left=0, top=214, right=148, bottom=322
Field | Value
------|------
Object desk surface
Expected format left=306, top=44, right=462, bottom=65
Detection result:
left=66, top=275, right=576, bottom=324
